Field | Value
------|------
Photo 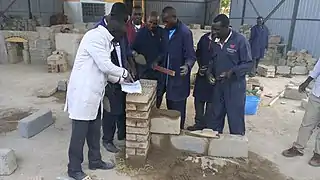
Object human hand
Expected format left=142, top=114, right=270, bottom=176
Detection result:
left=299, top=81, right=309, bottom=93
left=132, top=50, right=138, bottom=57
left=180, top=64, right=189, bottom=76
left=217, top=70, right=233, bottom=81
left=123, top=69, right=135, bottom=83
left=198, top=65, right=208, bottom=76
left=207, top=73, right=216, bottom=85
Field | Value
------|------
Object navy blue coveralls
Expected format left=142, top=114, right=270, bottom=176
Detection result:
left=207, top=30, right=252, bottom=135
left=132, top=26, right=165, bottom=107
left=94, top=18, right=129, bottom=143
left=193, top=33, right=215, bottom=128
left=158, top=20, right=196, bottom=129
left=249, top=25, right=269, bottom=71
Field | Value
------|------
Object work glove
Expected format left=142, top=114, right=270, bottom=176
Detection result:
left=180, top=64, right=189, bottom=76
left=198, top=65, right=208, bottom=76
left=207, top=73, right=216, bottom=85
left=217, top=70, right=233, bottom=81
left=299, top=81, right=309, bottom=93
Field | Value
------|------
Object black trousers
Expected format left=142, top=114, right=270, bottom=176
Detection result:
left=68, top=111, right=102, bottom=172
left=251, top=58, right=260, bottom=74
left=102, top=111, right=125, bottom=143
left=194, top=98, right=211, bottom=127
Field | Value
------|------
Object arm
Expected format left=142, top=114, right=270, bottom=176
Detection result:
left=183, top=30, right=196, bottom=69
left=249, top=27, right=255, bottom=46
left=231, top=38, right=253, bottom=78
left=195, top=37, right=202, bottom=66
left=308, top=59, right=320, bottom=80
left=107, top=75, right=124, bottom=84
left=85, top=34, right=126, bottom=77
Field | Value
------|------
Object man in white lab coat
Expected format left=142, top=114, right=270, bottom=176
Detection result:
left=64, top=10, right=133, bottom=180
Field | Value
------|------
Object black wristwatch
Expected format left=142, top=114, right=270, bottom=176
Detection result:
left=122, top=70, right=128, bottom=79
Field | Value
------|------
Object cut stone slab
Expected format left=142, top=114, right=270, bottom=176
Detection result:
left=276, top=66, right=291, bottom=75
left=208, top=134, right=248, bottom=158
left=18, top=109, right=54, bottom=138
left=0, top=148, right=17, bottom=175
left=187, top=129, right=219, bottom=138
left=126, top=86, right=156, bottom=104
left=170, top=134, right=209, bottom=154
left=284, top=85, right=308, bottom=100
left=36, top=85, right=57, bottom=98
left=301, top=98, right=309, bottom=109
left=291, top=66, right=308, bottom=75
left=57, top=80, right=68, bottom=91
left=151, top=133, right=171, bottom=148
left=150, top=109, right=181, bottom=135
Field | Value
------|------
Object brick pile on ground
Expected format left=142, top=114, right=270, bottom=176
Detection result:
left=125, top=79, right=157, bottom=168
left=285, top=49, right=317, bottom=75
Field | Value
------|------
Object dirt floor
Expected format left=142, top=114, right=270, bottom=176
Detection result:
left=0, top=64, right=320, bottom=180
left=0, top=108, right=31, bottom=134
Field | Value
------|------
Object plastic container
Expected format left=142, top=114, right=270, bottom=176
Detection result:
left=245, top=95, right=260, bottom=115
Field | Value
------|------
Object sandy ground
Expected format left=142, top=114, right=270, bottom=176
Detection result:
left=0, top=64, right=319, bottom=180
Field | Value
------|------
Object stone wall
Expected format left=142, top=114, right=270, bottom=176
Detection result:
left=125, top=79, right=157, bottom=168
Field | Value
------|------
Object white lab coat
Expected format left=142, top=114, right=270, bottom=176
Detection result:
left=64, top=25, right=126, bottom=121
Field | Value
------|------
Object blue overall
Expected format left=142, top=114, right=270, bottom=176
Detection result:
left=207, top=30, right=252, bottom=135
left=249, top=25, right=269, bottom=71
left=95, top=17, right=127, bottom=143
left=158, top=20, right=196, bottom=128
left=193, top=33, right=215, bottom=127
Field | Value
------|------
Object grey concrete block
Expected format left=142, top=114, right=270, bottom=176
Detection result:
left=208, top=134, right=248, bottom=158
left=18, top=109, right=54, bottom=138
left=57, top=80, right=68, bottom=92
left=150, top=109, right=181, bottom=135
left=170, top=134, right=209, bottom=154
left=291, top=66, right=308, bottom=75
left=35, top=39, right=52, bottom=49
left=0, top=149, right=17, bottom=175
left=284, top=85, right=307, bottom=100
left=276, top=66, right=291, bottom=75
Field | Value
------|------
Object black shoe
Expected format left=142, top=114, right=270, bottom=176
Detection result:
left=68, top=171, right=90, bottom=180
left=103, top=142, right=120, bottom=153
left=89, top=160, right=115, bottom=170
left=187, top=124, right=204, bottom=131
left=309, top=153, right=320, bottom=167
left=282, top=146, right=303, bottom=157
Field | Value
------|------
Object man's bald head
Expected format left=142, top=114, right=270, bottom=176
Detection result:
left=161, top=6, right=177, bottom=29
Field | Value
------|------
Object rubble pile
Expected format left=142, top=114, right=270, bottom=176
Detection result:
left=0, top=16, right=39, bottom=31
left=287, top=50, right=317, bottom=74
left=47, top=50, right=68, bottom=73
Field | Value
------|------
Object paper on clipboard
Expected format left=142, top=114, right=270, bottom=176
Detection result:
left=121, top=80, right=142, bottom=94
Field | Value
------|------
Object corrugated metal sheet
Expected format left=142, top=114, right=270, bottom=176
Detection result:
left=0, top=0, right=63, bottom=26
left=229, top=0, right=320, bottom=58
left=145, top=0, right=220, bottom=25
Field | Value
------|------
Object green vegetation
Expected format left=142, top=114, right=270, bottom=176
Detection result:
left=220, top=0, right=231, bottom=15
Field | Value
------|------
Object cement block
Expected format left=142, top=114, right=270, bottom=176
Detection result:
left=0, top=149, right=17, bottom=175
left=276, top=66, right=291, bottom=75
left=150, top=109, right=181, bottom=135
left=301, top=98, right=309, bottom=109
left=208, top=134, right=248, bottom=158
left=57, top=80, right=67, bottom=91
left=291, top=66, right=308, bottom=75
left=151, top=134, right=170, bottom=147
left=284, top=86, right=307, bottom=100
left=18, top=109, right=54, bottom=138
left=35, top=39, right=52, bottom=49
left=170, top=134, right=209, bottom=154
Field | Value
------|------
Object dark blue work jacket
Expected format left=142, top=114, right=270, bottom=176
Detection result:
left=160, top=20, right=196, bottom=101
left=193, top=33, right=215, bottom=102
left=210, top=30, right=253, bottom=83
left=249, top=25, right=269, bottom=59
left=132, top=26, right=165, bottom=80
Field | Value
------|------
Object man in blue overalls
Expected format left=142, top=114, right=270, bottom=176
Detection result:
left=158, top=6, right=196, bottom=129
left=249, top=16, right=269, bottom=76
left=131, top=11, right=165, bottom=108
left=187, top=28, right=215, bottom=131
left=206, top=14, right=252, bottom=135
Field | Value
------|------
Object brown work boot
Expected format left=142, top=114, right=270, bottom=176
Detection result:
left=282, top=147, right=303, bottom=157
left=309, top=153, right=320, bottom=167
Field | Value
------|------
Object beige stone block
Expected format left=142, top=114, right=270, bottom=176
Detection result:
left=150, top=109, right=181, bottom=135
left=136, top=147, right=149, bottom=156
left=126, top=148, right=136, bottom=155
left=126, top=134, right=137, bottom=141
left=126, top=86, right=156, bottom=104
left=126, top=118, right=137, bottom=127
left=137, top=133, right=149, bottom=142
left=126, top=140, right=149, bottom=149
left=136, top=119, right=150, bottom=128
left=126, top=109, right=151, bottom=119
left=126, top=103, right=137, bottom=111
left=126, top=126, right=149, bottom=135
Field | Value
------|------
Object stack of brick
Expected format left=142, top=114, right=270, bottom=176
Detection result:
left=239, top=24, right=252, bottom=39
left=125, top=79, right=157, bottom=168
left=285, top=49, right=317, bottom=75
left=262, top=35, right=286, bottom=65
left=47, top=50, right=68, bottom=73
left=257, top=64, right=276, bottom=78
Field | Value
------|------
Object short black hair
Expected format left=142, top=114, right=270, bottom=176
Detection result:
left=110, top=2, right=128, bottom=16
left=257, top=16, right=263, bottom=19
left=213, top=14, right=230, bottom=27
left=149, top=11, right=159, bottom=17
left=162, top=6, right=176, bottom=18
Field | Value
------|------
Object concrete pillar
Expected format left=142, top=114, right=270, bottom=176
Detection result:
left=22, top=42, right=31, bottom=64
left=6, top=43, right=19, bottom=64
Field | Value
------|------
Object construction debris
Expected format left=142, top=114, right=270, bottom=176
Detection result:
left=47, top=50, right=68, bottom=73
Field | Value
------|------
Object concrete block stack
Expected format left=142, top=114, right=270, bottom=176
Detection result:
left=47, top=50, right=68, bottom=73
left=286, top=50, right=317, bottom=75
left=125, top=79, right=157, bottom=168
left=239, top=24, right=252, bottom=39
left=263, top=35, right=286, bottom=65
